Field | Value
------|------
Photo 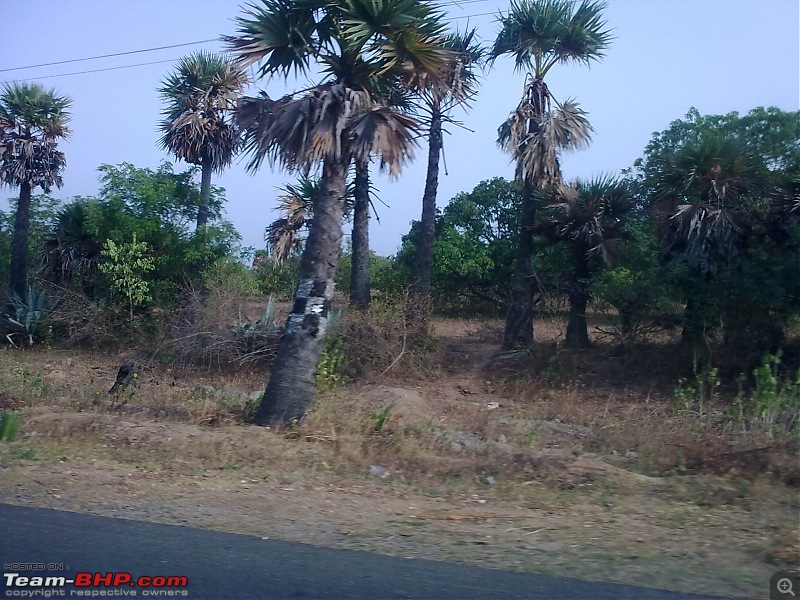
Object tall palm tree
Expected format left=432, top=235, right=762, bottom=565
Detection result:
left=539, top=176, right=633, bottom=347
left=0, top=82, right=71, bottom=298
left=408, top=29, right=484, bottom=341
left=491, top=0, right=611, bottom=349
left=158, top=51, right=249, bottom=235
left=226, top=0, right=450, bottom=425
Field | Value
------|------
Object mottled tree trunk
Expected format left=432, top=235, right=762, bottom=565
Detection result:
left=9, top=181, right=32, bottom=298
left=255, top=158, right=347, bottom=426
left=502, top=181, right=536, bottom=349
left=407, top=104, right=442, bottom=345
left=349, top=159, right=371, bottom=310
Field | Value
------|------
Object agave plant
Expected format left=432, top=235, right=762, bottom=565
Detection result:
left=6, top=285, right=57, bottom=346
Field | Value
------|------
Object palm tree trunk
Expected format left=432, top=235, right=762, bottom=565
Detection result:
left=255, top=157, right=348, bottom=426
left=194, top=160, right=213, bottom=278
left=407, top=104, right=442, bottom=344
left=9, top=181, right=33, bottom=298
left=349, top=159, right=371, bottom=310
left=197, top=159, right=212, bottom=230
left=565, top=257, right=591, bottom=348
left=502, top=79, right=552, bottom=350
left=502, top=180, right=536, bottom=349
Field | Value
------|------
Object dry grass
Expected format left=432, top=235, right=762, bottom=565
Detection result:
left=0, top=314, right=798, bottom=598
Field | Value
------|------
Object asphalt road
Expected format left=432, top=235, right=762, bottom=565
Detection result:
left=1, top=503, right=724, bottom=599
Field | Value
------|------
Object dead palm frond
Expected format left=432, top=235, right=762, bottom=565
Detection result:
left=498, top=78, right=592, bottom=187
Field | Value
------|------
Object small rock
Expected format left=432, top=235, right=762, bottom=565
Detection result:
left=486, top=402, right=500, bottom=410
left=485, top=476, right=496, bottom=486
left=369, top=465, right=391, bottom=478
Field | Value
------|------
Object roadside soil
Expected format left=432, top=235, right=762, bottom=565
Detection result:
left=0, top=318, right=797, bottom=599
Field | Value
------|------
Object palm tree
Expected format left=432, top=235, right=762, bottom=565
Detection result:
left=491, top=0, right=611, bottom=349
left=158, top=51, right=249, bottom=235
left=650, top=135, right=758, bottom=275
left=0, top=82, right=71, bottom=298
left=226, top=0, right=450, bottom=425
left=648, top=135, right=762, bottom=346
left=41, top=201, right=104, bottom=290
left=408, top=29, right=484, bottom=341
left=538, top=176, right=633, bottom=347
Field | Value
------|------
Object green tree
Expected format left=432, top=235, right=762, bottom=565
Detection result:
left=0, top=83, right=71, bottom=297
left=396, top=177, right=521, bottom=314
left=41, top=163, right=240, bottom=304
left=99, top=235, right=155, bottom=323
left=632, top=107, right=800, bottom=364
left=491, top=0, right=611, bottom=349
left=226, top=0, right=451, bottom=425
left=158, top=51, right=249, bottom=236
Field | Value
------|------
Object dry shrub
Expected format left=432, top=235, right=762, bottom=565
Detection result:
left=165, top=285, right=281, bottom=371
left=46, top=287, right=120, bottom=348
left=334, top=300, right=436, bottom=382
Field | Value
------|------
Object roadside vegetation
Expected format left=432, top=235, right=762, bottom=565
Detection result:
left=0, top=1, right=798, bottom=597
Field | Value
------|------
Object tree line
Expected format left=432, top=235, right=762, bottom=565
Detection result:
left=1, top=0, right=797, bottom=427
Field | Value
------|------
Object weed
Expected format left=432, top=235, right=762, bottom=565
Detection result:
left=370, top=406, right=391, bottom=433
left=16, top=447, right=38, bottom=460
left=0, top=411, right=19, bottom=441
left=317, top=336, right=345, bottom=393
left=673, top=367, right=720, bottom=423
left=728, top=352, right=800, bottom=438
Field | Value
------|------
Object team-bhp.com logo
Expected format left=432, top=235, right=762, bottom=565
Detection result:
left=4, top=571, right=189, bottom=597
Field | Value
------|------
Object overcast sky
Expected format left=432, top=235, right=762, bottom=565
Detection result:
left=3, top=0, right=799, bottom=257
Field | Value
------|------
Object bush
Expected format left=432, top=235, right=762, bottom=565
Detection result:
left=165, top=285, right=282, bottom=371
left=204, top=257, right=258, bottom=295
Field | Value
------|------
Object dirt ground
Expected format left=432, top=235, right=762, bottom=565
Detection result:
left=0, top=318, right=797, bottom=599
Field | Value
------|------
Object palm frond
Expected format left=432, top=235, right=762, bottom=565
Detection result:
left=348, top=104, right=419, bottom=176
left=223, top=0, right=319, bottom=79
left=491, top=0, right=611, bottom=77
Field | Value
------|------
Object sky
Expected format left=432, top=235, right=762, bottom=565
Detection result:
left=3, top=0, right=799, bottom=257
